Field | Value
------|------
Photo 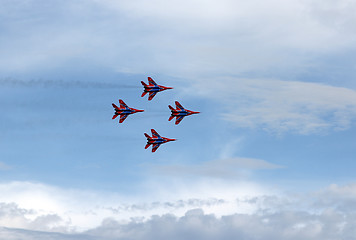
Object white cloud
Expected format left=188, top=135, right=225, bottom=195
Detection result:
left=306, top=0, right=356, bottom=35
left=83, top=208, right=355, bottom=240
left=92, top=0, right=356, bottom=77
left=1, top=0, right=356, bottom=77
left=193, top=77, right=356, bottom=134
left=313, top=183, right=356, bottom=212
left=151, top=157, right=283, bottom=179
left=1, top=182, right=356, bottom=239
left=0, top=202, right=67, bottom=232
left=0, top=180, right=271, bottom=231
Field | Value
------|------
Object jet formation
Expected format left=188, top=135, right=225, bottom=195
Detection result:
left=112, top=77, right=199, bottom=152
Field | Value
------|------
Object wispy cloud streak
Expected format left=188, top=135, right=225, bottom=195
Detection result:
left=0, top=78, right=140, bottom=89
left=193, top=77, right=356, bottom=134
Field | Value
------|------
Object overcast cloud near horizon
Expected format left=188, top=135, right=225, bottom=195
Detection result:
left=1, top=0, right=356, bottom=239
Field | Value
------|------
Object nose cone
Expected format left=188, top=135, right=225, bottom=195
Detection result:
left=164, top=87, right=173, bottom=90
left=167, top=138, right=176, bottom=142
left=137, top=109, right=145, bottom=112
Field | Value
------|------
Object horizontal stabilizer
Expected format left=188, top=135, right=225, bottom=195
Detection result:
left=112, top=114, right=118, bottom=120
left=145, top=143, right=151, bottom=149
left=141, top=91, right=147, bottom=97
left=112, top=103, right=119, bottom=109
left=168, top=105, right=175, bottom=111
left=141, top=81, right=147, bottom=87
left=144, top=133, right=151, bottom=138
left=168, top=115, right=174, bottom=121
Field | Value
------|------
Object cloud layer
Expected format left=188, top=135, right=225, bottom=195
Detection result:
left=1, top=182, right=356, bottom=239
left=1, top=0, right=356, bottom=77
left=0, top=181, right=269, bottom=231
left=193, top=77, right=356, bottom=134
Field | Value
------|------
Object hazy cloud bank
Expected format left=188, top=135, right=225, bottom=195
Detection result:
left=193, top=77, right=356, bottom=134
left=1, top=183, right=356, bottom=239
left=0, top=182, right=356, bottom=239
left=0, top=78, right=139, bottom=89
left=1, top=0, right=356, bottom=77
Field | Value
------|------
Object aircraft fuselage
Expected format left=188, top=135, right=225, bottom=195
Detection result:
left=172, top=110, right=189, bottom=116
left=147, top=138, right=165, bottom=144
left=116, top=109, right=133, bottom=114
left=144, top=86, right=165, bottom=92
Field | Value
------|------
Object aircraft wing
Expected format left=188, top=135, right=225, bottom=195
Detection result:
left=152, top=143, right=160, bottom=152
left=175, top=116, right=185, bottom=125
left=151, top=129, right=161, bottom=138
left=119, top=114, right=128, bottom=123
left=175, top=101, right=184, bottom=110
left=148, top=92, right=157, bottom=101
left=119, top=99, right=128, bottom=109
left=148, top=77, right=157, bottom=86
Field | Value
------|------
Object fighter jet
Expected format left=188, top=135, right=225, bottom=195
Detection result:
left=168, top=101, right=200, bottom=125
left=112, top=99, right=144, bottom=123
left=144, top=129, right=176, bottom=152
left=141, top=77, right=173, bottom=100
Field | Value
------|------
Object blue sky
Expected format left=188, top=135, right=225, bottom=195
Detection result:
left=1, top=0, right=356, bottom=238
